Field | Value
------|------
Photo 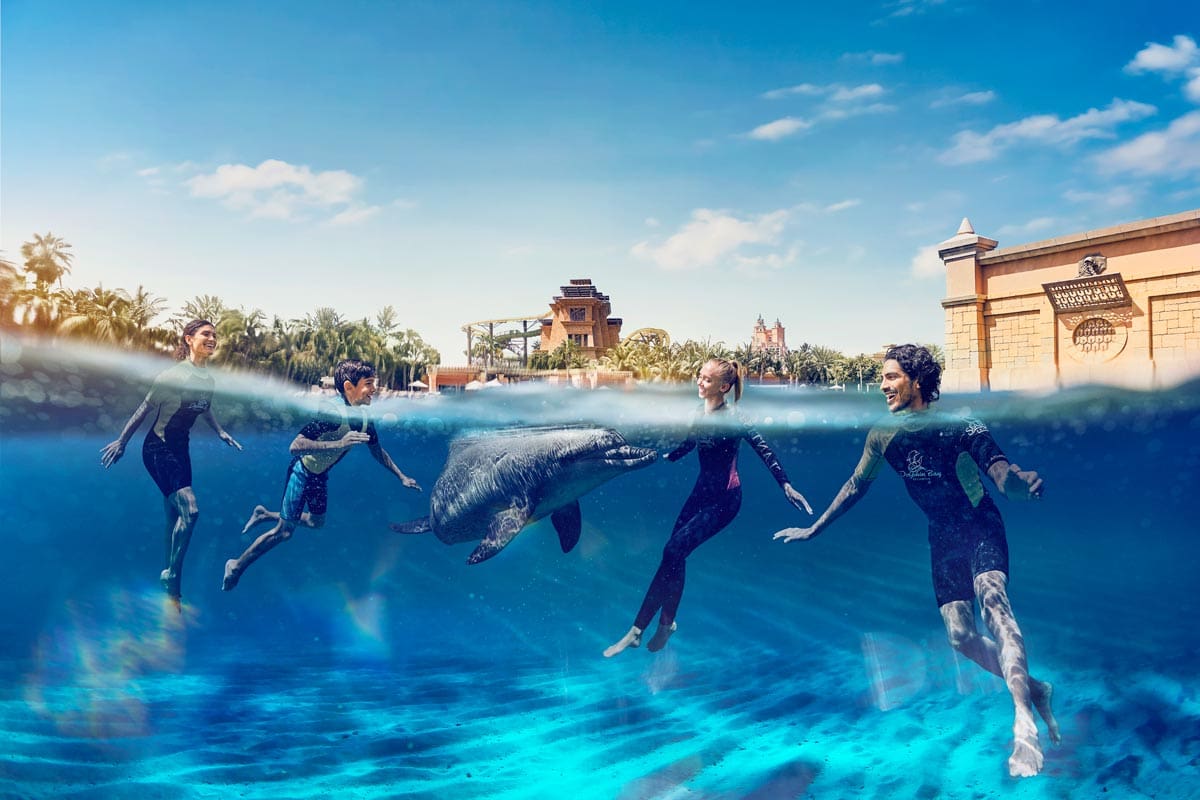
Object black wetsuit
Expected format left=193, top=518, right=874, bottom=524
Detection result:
left=279, top=402, right=377, bottom=521
left=633, top=405, right=792, bottom=630
left=852, top=410, right=1010, bottom=606
left=141, top=360, right=214, bottom=496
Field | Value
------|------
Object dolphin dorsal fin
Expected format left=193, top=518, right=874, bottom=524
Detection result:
left=551, top=501, right=582, bottom=554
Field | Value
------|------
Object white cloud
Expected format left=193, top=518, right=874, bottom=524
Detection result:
left=762, top=83, right=824, bottom=100
left=825, top=199, right=861, bottom=212
left=996, top=217, right=1059, bottom=238
left=1096, top=110, right=1200, bottom=176
left=820, top=102, right=896, bottom=121
left=1188, top=72, right=1200, bottom=103
left=885, top=0, right=947, bottom=18
left=931, top=90, right=996, bottom=109
left=910, top=243, right=943, bottom=279
left=1125, top=35, right=1198, bottom=75
left=748, top=117, right=812, bottom=141
left=1063, top=186, right=1138, bottom=209
left=939, top=99, right=1157, bottom=165
left=841, top=51, right=904, bottom=65
left=631, top=208, right=789, bottom=271
left=328, top=205, right=381, bottom=226
left=644, top=217, right=660, bottom=228
left=751, top=83, right=895, bottom=140
left=1124, top=35, right=1200, bottom=104
left=734, top=245, right=799, bottom=275
left=137, top=167, right=160, bottom=177
left=831, top=84, right=885, bottom=103
left=186, top=158, right=367, bottom=221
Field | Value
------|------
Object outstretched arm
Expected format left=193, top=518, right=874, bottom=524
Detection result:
left=775, top=431, right=884, bottom=542
left=774, top=472, right=872, bottom=542
left=289, top=431, right=370, bottom=455
left=201, top=408, right=243, bottom=451
left=987, top=459, right=1043, bottom=501
left=368, top=439, right=422, bottom=491
left=100, top=394, right=153, bottom=468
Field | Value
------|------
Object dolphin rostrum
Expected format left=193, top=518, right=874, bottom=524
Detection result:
left=390, top=426, right=657, bottom=564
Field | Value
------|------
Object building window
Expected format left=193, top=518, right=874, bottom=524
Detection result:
left=570, top=333, right=589, bottom=347
left=569, top=307, right=587, bottom=322
left=1073, top=317, right=1115, bottom=352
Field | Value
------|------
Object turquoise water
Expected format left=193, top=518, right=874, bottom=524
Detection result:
left=1, top=337, right=1198, bottom=799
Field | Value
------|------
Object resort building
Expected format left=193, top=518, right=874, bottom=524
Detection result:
left=939, top=209, right=1200, bottom=392
left=751, top=316, right=788, bottom=358
left=537, top=278, right=623, bottom=362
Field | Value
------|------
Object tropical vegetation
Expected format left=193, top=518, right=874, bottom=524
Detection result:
left=3, top=231, right=941, bottom=390
left=1, top=233, right=440, bottom=390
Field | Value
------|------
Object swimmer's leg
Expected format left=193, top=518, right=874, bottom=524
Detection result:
left=646, top=620, right=677, bottom=652
left=939, top=598, right=1059, bottom=744
left=603, top=626, right=642, bottom=658
left=241, top=505, right=322, bottom=534
left=162, top=487, right=199, bottom=601
left=943, top=571, right=1043, bottom=777
left=241, top=505, right=278, bottom=534
left=223, top=516, right=312, bottom=591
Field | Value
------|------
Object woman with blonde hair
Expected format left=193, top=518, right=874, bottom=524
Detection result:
left=605, top=357, right=810, bottom=656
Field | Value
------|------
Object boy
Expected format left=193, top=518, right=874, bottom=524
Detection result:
left=222, top=359, right=420, bottom=590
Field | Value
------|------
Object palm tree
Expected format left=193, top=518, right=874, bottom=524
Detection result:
left=214, top=307, right=267, bottom=368
left=0, top=255, right=22, bottom=327
left=57, top=285, right=136, bottom=344
left=20, top=232, right=74, bottom=288
left=171, top=295, right=229, bottom=331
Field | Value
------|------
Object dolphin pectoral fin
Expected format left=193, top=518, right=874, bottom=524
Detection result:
left=551, top=501, right=582, bottom=554
left=467, top=507, right=529, bottom=565
left=390, top=517, right=433, bottom=534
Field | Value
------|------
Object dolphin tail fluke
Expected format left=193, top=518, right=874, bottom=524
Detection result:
left=551, top=501, right=582, bottom=554
left=467, top=506, right=529, bottom=565
left=390, top=517, right=433, bottom=534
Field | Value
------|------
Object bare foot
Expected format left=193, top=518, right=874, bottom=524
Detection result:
left=603, top=626, right=642, bottom=658
left=1008, top=718, right=1044, bottom=778
left=1032, top=680, right=1061, bottom=745
left=241, top=505, right=276, bottom=534
left=222, top=559, right=241, bottom=591
left=160, top=569, right=182, bottom=612
left=646, top=621, right=677, bottom=652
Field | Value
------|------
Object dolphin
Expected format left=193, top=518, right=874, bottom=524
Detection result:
left=390, top=426, right=657, bottom=564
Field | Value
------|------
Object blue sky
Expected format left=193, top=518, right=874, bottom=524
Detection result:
left=3, top=0, right=1198, bottom=361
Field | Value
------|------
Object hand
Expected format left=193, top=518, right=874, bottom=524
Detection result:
left=220, top=431, right=243, bottom=451
left=1004, top=464, right=1043, bottom=500
left=401, top=476, right=422, bottom=492
left=783, top=483, right=813, bottom=514
left=100, top=440, right=125, bottom=468
left=340, top=431, right=371, bottom=447
left=773, top=526, right=817, bottom=543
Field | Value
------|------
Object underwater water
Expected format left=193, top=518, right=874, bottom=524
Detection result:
left=1, top=337, right=1198, bottom=800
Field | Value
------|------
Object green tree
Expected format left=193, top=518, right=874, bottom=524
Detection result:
left=57, top=285, right=135, bottom=343
left=171, top=295, right=229, bottom=331
left=20, top=232, right=74, bottom=288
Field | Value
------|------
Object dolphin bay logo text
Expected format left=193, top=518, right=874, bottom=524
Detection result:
left=901, top=450, right=942, bottom=481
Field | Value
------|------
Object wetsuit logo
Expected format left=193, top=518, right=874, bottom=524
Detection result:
left=964, top=419, right=989, bottom=437
left=901, top=450, right=942, bottom=481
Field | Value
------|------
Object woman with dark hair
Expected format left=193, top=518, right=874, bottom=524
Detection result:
left=604, top=357, right=811, bottom=656
left=101, top=319, right=242, bottom=606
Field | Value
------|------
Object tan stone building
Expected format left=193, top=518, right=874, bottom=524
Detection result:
left=940, top=209, right=1200, bottom=392
left=537, top=278, right=622, bottom=361
left=751, top=316, right=788, bottom=358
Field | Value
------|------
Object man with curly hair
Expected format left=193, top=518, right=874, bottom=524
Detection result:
left=774, top=343, right=1060, bottom=778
